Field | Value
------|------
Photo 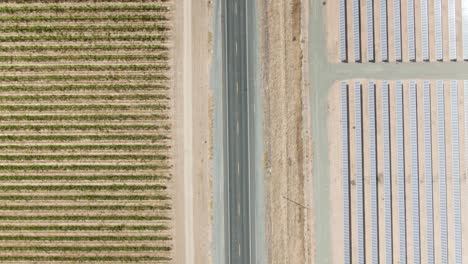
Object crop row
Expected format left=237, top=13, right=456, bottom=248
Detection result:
left=0, top=105, right=168, bottom=112
left=0, top=256, right=171, bottom=262
left=0, top=195, right=170, bottom=201
left=0, top=216, right=169, bottom=221
left=0, top=34, right=167, bottom=42
left=0, top=74, right=168, bottom=81
left=0, top=124, right=169, bottom=131
left=0, top=24, right=169, bottom=33
left=0, top=5, right=169, bottom=13
left=0, top=84, right=168, bottom=91
left=0, top=64, right=169, bottom=71
left=0, top=144, right=169, bottom=151
left=0, top=175, right=169, bottom=181
left=0, top=44, right=168, bottom=51
left=4, top=0, right=169, bottom=3
left=0, top=164, right=169, bottom=170
left=0, top=204, right=170, bottom=210
left=0, top=54, right=169, bottom=62
left=0, top=134, right=168, bottom=140
left=0, top=184, right=166, bottom=191
left=0, top=245, right=171, bottom=251
left=0, top=93, right=169, bottom=100
left=0, top=154, right=168, bottom=161
left=0, top=114, right=168, bottom=121
left=0, top=14, right=168, bottom=22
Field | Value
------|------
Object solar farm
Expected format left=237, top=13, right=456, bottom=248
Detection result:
left=335, top=0, right=468, bottom=62
left=327, top=0, right=468, bottom=263
left=0, top=0, right=174, bottom=263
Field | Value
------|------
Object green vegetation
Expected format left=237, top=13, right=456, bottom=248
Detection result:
left=0, top=0, right=173, bottom=261
left=0, top=144, right=170, bottom=151
left=0, top=124, right=170, bottom=130
left=0, top=5, right=169, bottom=12
left=0, top=195, right=170, bottom=200
left=0, top=216, right=170, bottom=221
left=0, top=245, right=171, bottom=251
left=0, top=14, right=168, bottom=22
left=0, top=54, right=169, bottom=62
left=0, top=174, right=169, bottom=181
left=0, top=44, right=168, bottom=51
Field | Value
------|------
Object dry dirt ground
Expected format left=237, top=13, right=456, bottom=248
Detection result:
left=172, top=0, right=211, bottom=263
left=260, top=0, right=313, bottom=263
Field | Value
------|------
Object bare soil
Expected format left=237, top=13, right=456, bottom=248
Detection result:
left=260, top=0, right=311, bottom=263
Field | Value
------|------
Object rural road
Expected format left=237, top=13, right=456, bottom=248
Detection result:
left=222, top=0, right=257, bottom=263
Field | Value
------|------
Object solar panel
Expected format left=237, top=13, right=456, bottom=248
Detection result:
left=408, top=0, right=416, bottom=61
left=409, top=80, right=420, bottom=263
left=394, top=0, right=402, bottom=61
left=449, top=0, right=457, bottom=60
left=341, top=81, right=351, bottom=264
left=340, top=0, right=347, bottom=62
left=421, top=0, right=429, bottom=61
left=423, top=80, right=435, bottom=264
left=367, top=0, right=374, bottom=61
left=435, top=0, right=443, bottom=60
left=368, top=81, right=378, bottom=262
left=382, top=81, right=393, bottom=263
left=450, top=80, right=462, bottom=263
left=437, top=80, right=448, bottom=262
left=353, top=0, right=361, bottom=62
left=354, top=81, right=365, bottom=263
left=395, top=80, right=406, bottom=263
left=380, top=0, right=388, bottom=61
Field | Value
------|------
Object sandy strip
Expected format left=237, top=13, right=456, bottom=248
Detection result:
left=387, top=0, right=396, bottom=62
left=456, top=1, right=463, bottom=61
left=362, top=80, right=373, bottom=263
left=374, top=1, right=382, bottom=62
left=443, top=0, right=450, bottom=61
left=417, top=80, right=428, bottom=264
left=348, top=80, right=359, bottom=263
left=430, top=79, right=442, bottom=263
left=401, top=0, right=409, bottom=62
left=375, top=80, right=387, bottom=263
left=414, top=0, right=422, bottom=61
left=346, top=0, right=355, bottom=62
left=326, top=0, right=340, bottom=62
left=329, top=81, right=345, bottom=264
left=428, top=0, right=436, bottom=61
left=388, top=80, right=400, bottom=261
left=403, top=80, right=414, bottom=262
left=444, top=80, right=455, bottom=263
left=360, top=1, right=368, bottom=62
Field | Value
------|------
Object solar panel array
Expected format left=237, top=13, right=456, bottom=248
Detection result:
left=339, top=79, right=466, bottom=263
left=338, top=0, right=468, bottom=62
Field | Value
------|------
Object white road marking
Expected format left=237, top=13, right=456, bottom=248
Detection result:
left=235, top=2, right=237, bottom=15
left=235, top=42, right=238, bottom=54
left=237, top=121, right=239, bottom=135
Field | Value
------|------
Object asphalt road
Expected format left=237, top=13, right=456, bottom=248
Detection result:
left=222, top=0, right=256, bottom=263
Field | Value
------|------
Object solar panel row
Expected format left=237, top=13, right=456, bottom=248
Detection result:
left=338, top=0, right=468, bottom=62
left=340, top=80, right=465, bottom=263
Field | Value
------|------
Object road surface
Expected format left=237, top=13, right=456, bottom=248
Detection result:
left=222, top=0, right=256, bottom=263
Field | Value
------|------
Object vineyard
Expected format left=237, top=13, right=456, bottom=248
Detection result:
left=0, top=0, right=173, bottom=263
